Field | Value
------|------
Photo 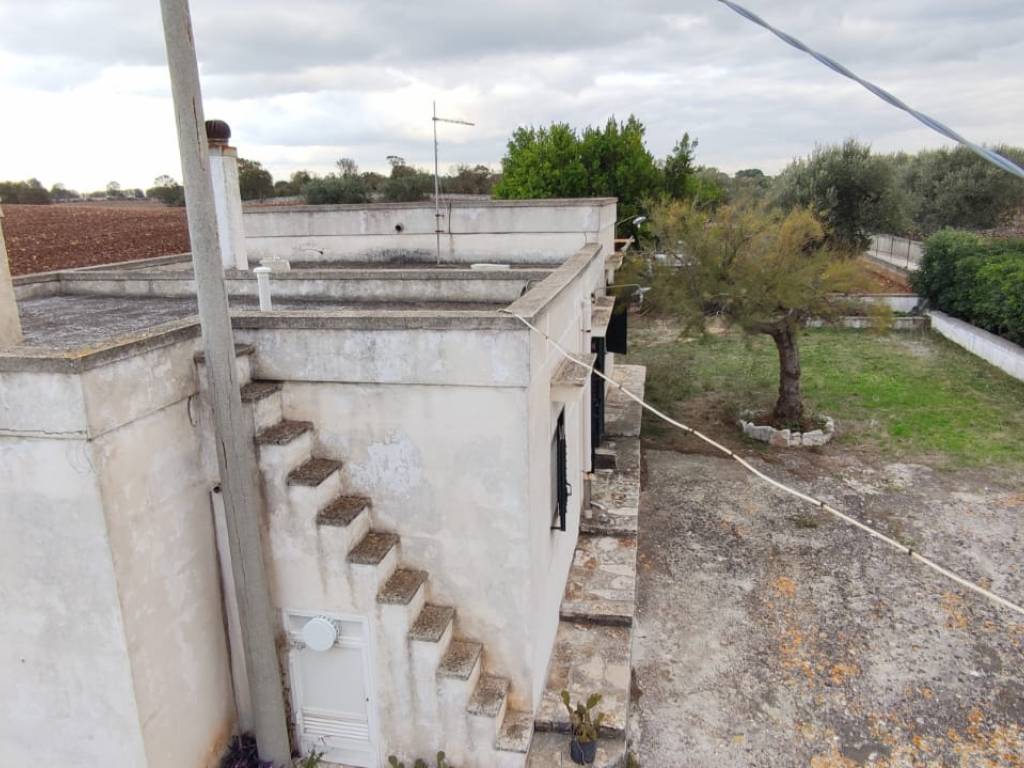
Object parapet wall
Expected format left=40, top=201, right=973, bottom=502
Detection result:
left=243, top=198, right=617, bottom=265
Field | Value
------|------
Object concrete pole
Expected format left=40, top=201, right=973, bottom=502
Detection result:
left=158, top=2, right=291, bottom=763
left=0, top=206, right=23, bottom=347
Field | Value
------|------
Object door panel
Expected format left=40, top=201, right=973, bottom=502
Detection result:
left=287, top=613, right=377, bottom=767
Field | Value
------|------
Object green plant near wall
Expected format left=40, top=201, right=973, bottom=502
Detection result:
left=912, top=229, right=1024, bottom=345
left=561, top=690, right=605, bottom=743
left=387, top=751, right=452, bottom=768
left=296, top=750, right=324, bottom=768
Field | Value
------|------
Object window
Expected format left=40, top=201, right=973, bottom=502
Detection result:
left=551, top=409, right=569, bottom=531
left=590, top=336, right=607, bottom=461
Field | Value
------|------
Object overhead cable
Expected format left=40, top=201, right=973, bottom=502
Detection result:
left=716, top=0, right=1024, bottom=181
left=502, top=308, right=1024, bottom=620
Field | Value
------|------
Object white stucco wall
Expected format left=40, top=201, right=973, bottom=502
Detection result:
left=520, top=249, right=609, bottom=707
left=852, top=293, right=922, bottom=313
left=0, top=432, right=148, bottom=767
left=210, top=146, right=248, bottom=271
left=285, top=381, right=535, bottom=702
left=0, top=341, right=237, bottom=768
left=243, top=199, right=617, bottom=265
left=929, top=310, right=1024, bottom=383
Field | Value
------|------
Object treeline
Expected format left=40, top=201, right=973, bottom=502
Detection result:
left=0, top=178, right=146, bottom=204
left=491, top=118, right=1024, bottom=251
left=0, top=158, right=501, bottom=209
left=273, top=157, right=500, bottom=205
left=771, top=140, right=1024, bottom=248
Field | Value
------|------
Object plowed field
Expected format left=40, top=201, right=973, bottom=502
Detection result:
left=2, top=202, right=189, bottom=276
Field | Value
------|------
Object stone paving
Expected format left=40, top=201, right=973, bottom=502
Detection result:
left=603, top=363, right=645, bottom=438
left=526, top=732, right=626, bottom=768
left=534, top=621, right=632, bottom=736
left=585, top=437, right=641, bottom=537
left=528, top=364, right=646, bottom=767
left=560, top=534, right=637, bottom=627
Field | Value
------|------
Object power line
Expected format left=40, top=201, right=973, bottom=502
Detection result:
left=716, top=0, right=1024, bottom=181
left=502, top=308, right=1024, bottom=621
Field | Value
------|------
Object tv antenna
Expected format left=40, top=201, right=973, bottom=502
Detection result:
left=432, top=101, right=474, bottom=263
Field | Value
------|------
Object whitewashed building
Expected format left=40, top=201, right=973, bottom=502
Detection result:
left=1, top=152, right=643, bottom=768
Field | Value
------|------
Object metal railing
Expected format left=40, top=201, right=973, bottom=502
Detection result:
left=868, top=234, right=923, bottom=271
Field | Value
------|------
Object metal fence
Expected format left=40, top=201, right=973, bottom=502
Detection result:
left=868, top=234, right=923, bottom=271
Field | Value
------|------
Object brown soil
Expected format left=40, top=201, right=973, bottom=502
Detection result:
left=2, top=202, right=189, bottom=276
left=861, top=260, right=913, bottom=293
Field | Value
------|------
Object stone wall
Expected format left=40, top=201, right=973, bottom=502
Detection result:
left=928, top=310, right=1024, bottom=383
left=243, top=198, right=617, bottom=266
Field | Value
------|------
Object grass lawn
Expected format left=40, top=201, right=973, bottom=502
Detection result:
left=625, top=319, right=1024, bottom=467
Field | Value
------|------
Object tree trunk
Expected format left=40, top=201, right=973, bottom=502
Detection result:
left=769, top=322, right=803, bottom=425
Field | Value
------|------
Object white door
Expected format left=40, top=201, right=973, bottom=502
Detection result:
left=286, top=612, right=377, bottom=767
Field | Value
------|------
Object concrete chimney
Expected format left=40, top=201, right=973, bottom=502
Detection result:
left=205, top=120, right=249, bottom=271
left=0, top=205, right=23, bottom=347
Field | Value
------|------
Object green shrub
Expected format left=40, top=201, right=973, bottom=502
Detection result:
left=303, top=175, right=372, bottom=205
left=912, top=229, right=1024, bottom=344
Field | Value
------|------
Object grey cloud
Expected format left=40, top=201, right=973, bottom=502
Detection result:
left=2, top=0, right=1022, bottom=186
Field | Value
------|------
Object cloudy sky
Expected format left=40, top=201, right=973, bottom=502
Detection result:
left=1, top=0, right=1022, bottom=192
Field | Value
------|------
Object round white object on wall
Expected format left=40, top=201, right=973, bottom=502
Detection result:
left=301, top=616, right=337, bottom=652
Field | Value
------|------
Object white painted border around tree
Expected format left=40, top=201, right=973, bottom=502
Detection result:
left=928, top=310, right=1024, bottom=383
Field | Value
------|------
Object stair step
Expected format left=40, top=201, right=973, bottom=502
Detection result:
left=409, top=604, right=455, bottom=643
left=438, top=640, right=483, bottom=680
left=287, top=457, right=342, bottom=487
left=194, top=343, right=255, bottom=363
left=496, top=709, right=534, bottom=753
left=240, top=380, right=282, bottom=403
left=256, top=420, right=313, bottom=446
left=317, top=496, right=370, bottom=527
left=378, top=568, right=428, bottom=605
left=535, top=622, right=630, bottom=738
left=467, top=674, right=509, bottom=717
left=347, top=532, right=399, bottom=565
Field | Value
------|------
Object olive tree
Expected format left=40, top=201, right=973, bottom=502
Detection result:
left=771, top=139, right=905, bottom=250
left=649, top=201, right=864, bottom=424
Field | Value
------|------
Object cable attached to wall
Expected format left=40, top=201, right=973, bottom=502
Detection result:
left=501, top=308, right=1024, bottom=620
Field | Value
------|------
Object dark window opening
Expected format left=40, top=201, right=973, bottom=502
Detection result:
left=551, top=409, right=569, bottom=531
left=606, top=299, right=628, bottom=354
left=591, top=336, right=607, bottom=463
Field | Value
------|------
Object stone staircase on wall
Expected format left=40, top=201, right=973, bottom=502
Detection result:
left=197, top=346, right=534, bottom=767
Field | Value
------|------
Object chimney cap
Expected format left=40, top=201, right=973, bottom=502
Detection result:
left=205, top=119, right=232, bottom=145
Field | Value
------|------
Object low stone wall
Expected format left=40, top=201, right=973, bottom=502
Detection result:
left=806, top=315, right=928, bottom=331
left=852, top=293, right=922, bottom=313
left=928, top=310, right=1024, bottom=383
left=740, top=415, right=835, bottom=448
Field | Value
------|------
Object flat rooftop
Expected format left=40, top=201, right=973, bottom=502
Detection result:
left=3, top=243, right=603, bottom=373
left=16, top=295, right=508, bottom=349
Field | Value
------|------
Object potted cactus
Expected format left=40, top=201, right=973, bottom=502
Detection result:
left=561, top=690, right=604, bottom=765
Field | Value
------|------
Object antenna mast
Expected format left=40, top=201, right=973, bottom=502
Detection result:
left=432, top=101, right=474, bottom=264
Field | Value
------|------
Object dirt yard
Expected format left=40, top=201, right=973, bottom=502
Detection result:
left=625, top=323, right=1024, bottom=766
left=2, top=202, right=189, bottom=275
left=861, top=259, right=912, bottom=293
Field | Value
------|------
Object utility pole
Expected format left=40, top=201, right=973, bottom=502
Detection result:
left=431, top=101, right=474, bottom=264
left=158, top=1, right=290, bottom=763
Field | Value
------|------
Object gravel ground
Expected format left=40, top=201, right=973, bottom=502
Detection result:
left=632, top=446, right=1024, bottom=767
